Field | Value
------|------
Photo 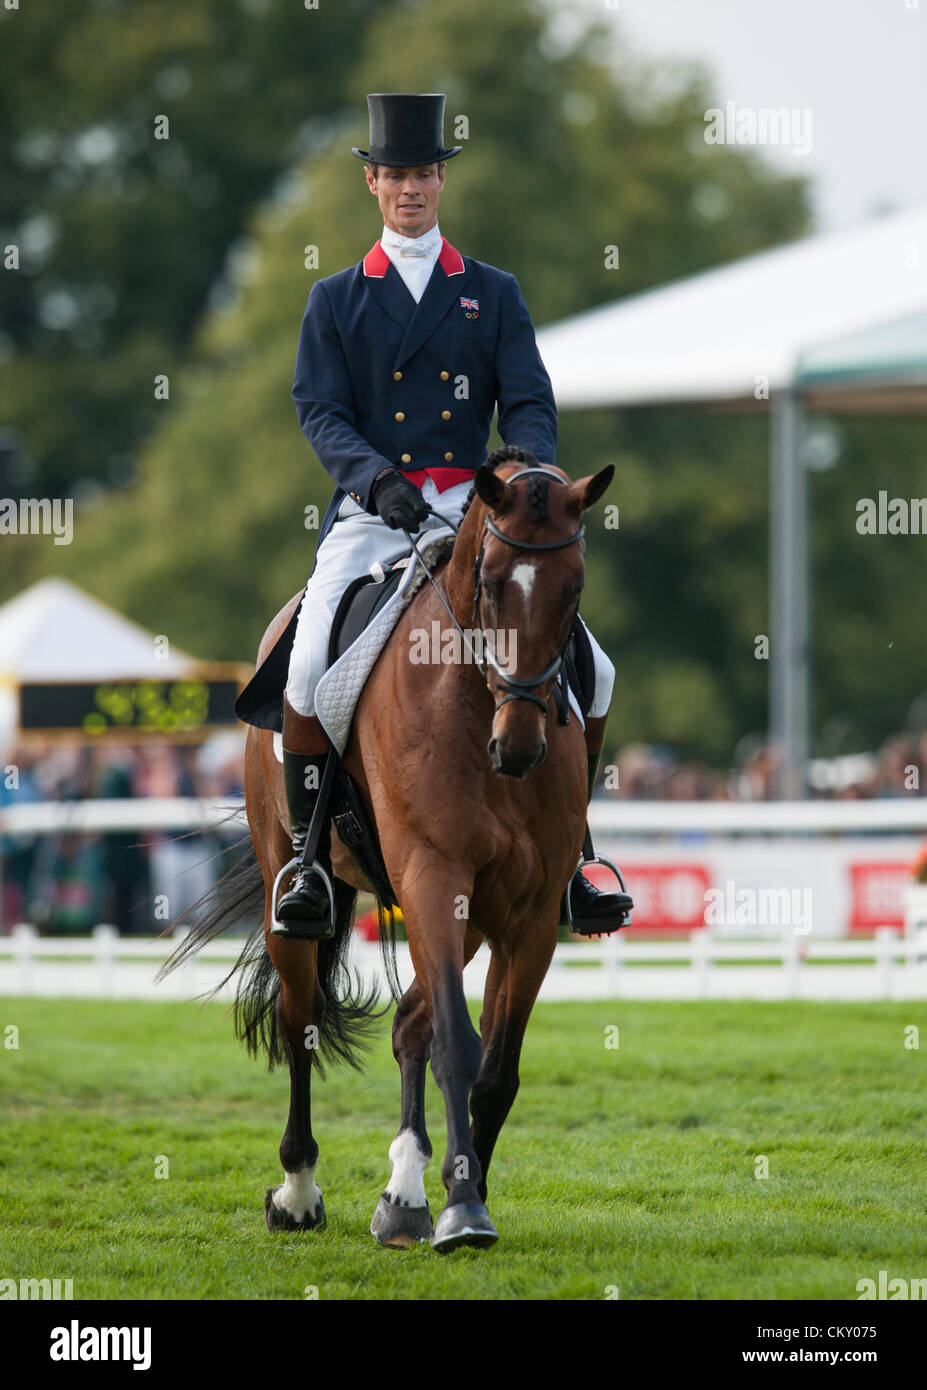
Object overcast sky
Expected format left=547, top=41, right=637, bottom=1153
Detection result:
left=551, top=0, right=927, bottom=233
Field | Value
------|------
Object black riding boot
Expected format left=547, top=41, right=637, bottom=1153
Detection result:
left=564, top=753, right=633, bottom=936
left=273, top=750, right=335, bottom=940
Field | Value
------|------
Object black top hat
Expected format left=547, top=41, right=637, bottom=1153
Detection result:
left=351, top=93, right=462, bottom=167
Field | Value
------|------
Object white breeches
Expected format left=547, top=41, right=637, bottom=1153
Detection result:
left=284, top=476, right=615, bottom=719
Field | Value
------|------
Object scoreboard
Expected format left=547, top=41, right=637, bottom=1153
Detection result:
left=17, top=666, right=249, bottom=742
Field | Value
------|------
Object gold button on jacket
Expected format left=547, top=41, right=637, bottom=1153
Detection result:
left=401, top=453, right=411, bottom=464
left=395, top=411, right=405, bottom=422
left=441, top=410, right=452, bottom=420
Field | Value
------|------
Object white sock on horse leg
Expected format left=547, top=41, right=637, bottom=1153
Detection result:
left=272, top=1164, right=323, bottom=1221
left=384, top=1130, right=430, bottom=1208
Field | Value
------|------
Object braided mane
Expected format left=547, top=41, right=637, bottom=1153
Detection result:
left=459, top=445, right=549, bottom=523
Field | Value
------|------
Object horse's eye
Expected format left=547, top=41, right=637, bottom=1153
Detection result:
left=483, top=578, right=502, bottom=603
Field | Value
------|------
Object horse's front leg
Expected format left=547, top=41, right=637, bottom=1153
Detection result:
left=399, top=861, right=498, bottom=1252
left=370, top=926, right=484, bottom=1248
left=264, top=929, right=326, bottom=1231
left=470, top=917, right=558, bottom=1204
left=369, top=977, right=434, bottom=1247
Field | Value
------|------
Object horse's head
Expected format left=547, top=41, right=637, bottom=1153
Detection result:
left=467, top=451, right=614, bottom=777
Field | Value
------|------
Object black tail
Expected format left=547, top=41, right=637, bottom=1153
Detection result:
left=157, top=831, right=390, bottom=1075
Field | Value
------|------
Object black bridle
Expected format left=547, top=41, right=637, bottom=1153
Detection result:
left=404, top=467, right=585, bottom=718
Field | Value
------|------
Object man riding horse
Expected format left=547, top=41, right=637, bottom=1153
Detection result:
left=276, top=92, right=631, bottom=939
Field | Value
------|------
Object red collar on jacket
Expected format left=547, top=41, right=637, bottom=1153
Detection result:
left=363, top=235, right=464, bottom=278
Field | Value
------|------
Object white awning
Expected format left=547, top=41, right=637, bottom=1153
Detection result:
left=536, top=205, right=927, bottom=409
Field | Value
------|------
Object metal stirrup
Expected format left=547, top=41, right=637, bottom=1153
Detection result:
left=271, top=857, right=335, bottom=934
left=562, top=852, right=632, bottom=931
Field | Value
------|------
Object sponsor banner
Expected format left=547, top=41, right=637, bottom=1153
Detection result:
left=358, top=841, right=922, bottom=938
left=847, top=862, right=909, bottom=932
left=591, top=837, right=923, bottom=938
left=584, top=862, right=710, bottom=932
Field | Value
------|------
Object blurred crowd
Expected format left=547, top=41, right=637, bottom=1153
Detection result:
left=599, top=731, right=927, bottom=801
left=0, top=737, right=246, bottom=935
left=2, top=728, right=926, bottom=934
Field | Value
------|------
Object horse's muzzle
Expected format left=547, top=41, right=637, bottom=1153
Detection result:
left=488, top=734, right=547, bottom=778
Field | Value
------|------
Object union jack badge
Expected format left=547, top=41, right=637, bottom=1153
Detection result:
left=459, top=296, right=479, bottom=319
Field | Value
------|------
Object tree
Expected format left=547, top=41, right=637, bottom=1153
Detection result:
left=0, top=0, right=401, bottom=496
left=2, top=0, right=823, bottom=764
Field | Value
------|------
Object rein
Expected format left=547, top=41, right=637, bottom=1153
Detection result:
left=403, top=467, right=585, bottom=718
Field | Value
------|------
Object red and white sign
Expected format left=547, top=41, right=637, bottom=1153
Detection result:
left=847, top=862, right=909, bottom=931
left=356, top=848, right=919, bottom=941
left=585, top=862, right=711, bottom=933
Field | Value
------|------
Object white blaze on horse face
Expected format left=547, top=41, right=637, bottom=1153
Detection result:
left=509, top=561, right=537, bottom=606
left=273, top=1164, right=323, bottom=1221
left=385, top=1129, right=431, bottom=1208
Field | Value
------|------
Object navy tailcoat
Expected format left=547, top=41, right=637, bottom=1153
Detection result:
left=291, top=236, right=558, bottom=549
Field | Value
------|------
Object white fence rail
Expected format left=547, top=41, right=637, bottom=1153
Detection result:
left=2, top=924, right=927, bottom=1002
left=587, top=799, right=927, bottom=834
left=0, top=797, right=245, bottom=835
left=3, top=796, right=927, bottom=836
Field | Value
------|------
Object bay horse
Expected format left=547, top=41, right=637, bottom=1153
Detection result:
left=165, top=451, right=613, bottom=1251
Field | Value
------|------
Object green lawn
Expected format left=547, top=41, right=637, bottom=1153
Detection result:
left=0, top=997, right=924, bottom=1300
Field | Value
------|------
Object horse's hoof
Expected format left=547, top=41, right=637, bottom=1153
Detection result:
left=264, top=1186, right=326, bottom=1232
left=370, top=1192, right=434, bottom=1248
left=432, top=1201, right=498, bottom=1253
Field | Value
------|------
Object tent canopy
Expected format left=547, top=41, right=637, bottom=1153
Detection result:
left=0, top=578, right=198, bottom=682
left=534, top=204, right=927, bottom=796
left=536, top=205, right=927, bottom=411
left=797, top=309, right=927, bottom=412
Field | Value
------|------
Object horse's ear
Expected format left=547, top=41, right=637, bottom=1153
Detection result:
left=474, top=464, right=506, bottom=511
left=566, top=464, right=614, bottom=513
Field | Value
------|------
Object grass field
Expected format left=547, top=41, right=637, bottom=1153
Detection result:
left=0, top=996, right=925, bottom=1300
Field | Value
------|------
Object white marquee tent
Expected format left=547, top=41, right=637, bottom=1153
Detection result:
left=0, top=578, right=200, bottom=754
left=536, top=205, right=927, bottom=794
left=537, top=205, right=927, bottom=410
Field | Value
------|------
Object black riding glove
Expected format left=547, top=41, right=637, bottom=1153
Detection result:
left=371, top=469, right=430, bottom=531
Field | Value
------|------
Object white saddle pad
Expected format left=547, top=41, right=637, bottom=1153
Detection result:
left=272, top=526, right=582, bottom=761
